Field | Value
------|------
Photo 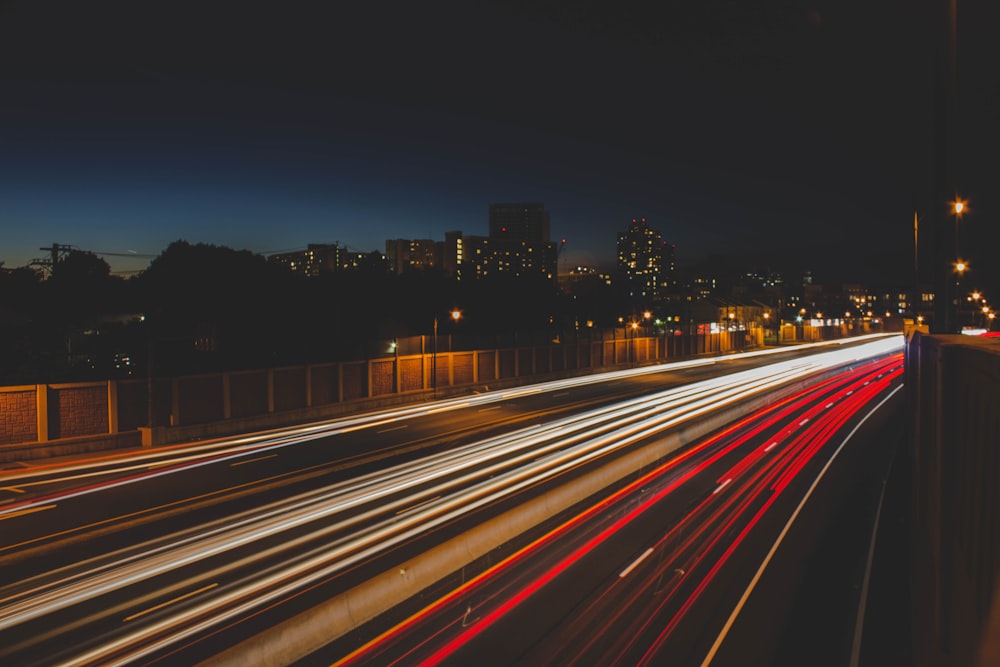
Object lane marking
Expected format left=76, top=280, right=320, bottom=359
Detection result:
left=713, top=478, right=733, bottom=495
left=850, top=471, right=892, bottom=667
left=825, top=402, right=834, bottom=409
left=0, top=487, right=25, bottom=494
left=798, top=418, right=810, bottom=426
left=123, top=582, right=218, bottom=622
left=764, top=442, right=778, bottom=453
left=376, top=425, right=409, bottom=434
left=620, top=548, right=654, bottom=578
left=229, top=454, right=278, bottom=468
left=0, top=504, right=56, bottom=522
left=701, top=383, right=903, bottom=666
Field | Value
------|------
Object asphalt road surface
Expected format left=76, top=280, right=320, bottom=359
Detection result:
left=0, top=335, right=902, bottom=665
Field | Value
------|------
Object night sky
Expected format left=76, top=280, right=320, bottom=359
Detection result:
left=2, top=1, right=998, bottom=288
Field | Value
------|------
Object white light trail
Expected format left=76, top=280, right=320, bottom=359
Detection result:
left=0, top=336, right=903, bottom=664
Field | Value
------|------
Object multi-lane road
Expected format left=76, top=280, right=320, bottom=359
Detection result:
left=0, top=335, right=903, bottom=665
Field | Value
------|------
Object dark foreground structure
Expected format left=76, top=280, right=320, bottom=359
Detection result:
left=865, top=333, right=1000, bottom=667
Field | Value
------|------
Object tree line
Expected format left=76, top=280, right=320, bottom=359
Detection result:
left=0, top=241, right=628, bottom=384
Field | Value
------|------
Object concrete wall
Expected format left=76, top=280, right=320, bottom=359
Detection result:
left=0, top=380, right=142, bottom=462
left=0, top=325, right=776, bottom=460
left=905, top=333, right=1000, bottom=667
left=0, top=386, right=38, bottom=444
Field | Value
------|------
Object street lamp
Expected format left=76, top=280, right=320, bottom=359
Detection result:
left=952, top=198, right=968, bottom=257
left=432, top=309, right=462, bottom=393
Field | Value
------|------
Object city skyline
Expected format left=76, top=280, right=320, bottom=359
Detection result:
left=2, top=1, right=999, bottom=289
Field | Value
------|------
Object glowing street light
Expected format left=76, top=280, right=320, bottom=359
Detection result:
left=432, top=309, right=462, bottom=393
left=955, top=260, right=968, bottom=274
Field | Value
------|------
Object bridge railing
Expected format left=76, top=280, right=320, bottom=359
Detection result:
left=905, top=332, right=1000, bottom=667
left=4, top=320, right=891, bottom=458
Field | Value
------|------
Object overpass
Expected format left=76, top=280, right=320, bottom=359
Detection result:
left=0, top=331, right=996, bottom=665
left=861, top=332, right=1000, bottom=667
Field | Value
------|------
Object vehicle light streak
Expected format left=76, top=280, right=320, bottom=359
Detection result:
left=0, top=338, right=902, bottom=664
left=701, top=384, right=906, bottom=666
left=349, top=353, right=903, bottom=666
left=553, top=363, right=903, bottom=664
left=335, top=381, right=832, bottom=665
left=0, top=336, right=896, bottom=509
left=630, top=368, right=902, bottom=664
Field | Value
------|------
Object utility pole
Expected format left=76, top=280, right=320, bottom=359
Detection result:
left=932, top=0, right=959, bottom=333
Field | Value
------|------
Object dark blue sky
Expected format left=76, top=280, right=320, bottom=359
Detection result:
left=2, top=1, right=998, bottom=287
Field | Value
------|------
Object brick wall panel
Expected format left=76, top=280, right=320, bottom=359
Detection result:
left=273, top=368, right=307, bottom=412
left=371, top=360, right=394, bottom=396
left=0, top=390, right=38, bottom=444
left=498, top=350, right=515, bottom=378
left=310, top=365, right=338, bottom=405
left=177, top=376, right=224, bottom=425
left=400, top=358, right=423, bottom=392
left=477, top=351, right=496, bottom=383
left=230, top=372, right=268, bottom=419
left=453, top=353, right=474, bottom=386
left=50, top=385, right=107, bottom=439
left=341, top=363, right=366, bottom=401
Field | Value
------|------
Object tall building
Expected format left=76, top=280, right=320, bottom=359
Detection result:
left=442, top=231, right=463, bottom=278
left=460, top=235, right=558, bottom=280
left=616, top=217, right=674, bottom=301
left=461, top=203, right=557, bottom=280
left=382, top=204, right=558, bottom=282
left=385, top=238, right=438, bottom=275
left=269, top=243, right=344, bottom=276
left=488, top=203, right=550, bottom=243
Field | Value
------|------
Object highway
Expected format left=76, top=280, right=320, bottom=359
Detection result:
left=0, top=335, right=902, bottom=665
left=329, top=352, right=903, bottom=666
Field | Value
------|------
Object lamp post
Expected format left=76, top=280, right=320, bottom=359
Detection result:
left=432, top=309, right=462, bottom=394
left=952, top=198, right=967, bottom=257
left=629, top=320, right=639, bottom=364
left=945, top=199, right=968, bottom=331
